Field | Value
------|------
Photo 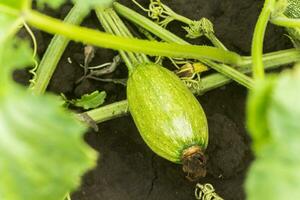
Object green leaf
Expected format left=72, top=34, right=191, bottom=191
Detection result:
left=0, top=7, right=23, bottom=43
left=0, top=0, right=31, bottom=42
left=0, top=39, right=33, bottom=95
left=0, top=0, right=29, bottom=10
left=246, top=150, right=300, bottom=200
left=0, top=38, right=33, bottom=70
left=247, top=77, right=277, bottom=153
left=246, top=66, right=300, bottom=200
left=268, top=67, right=300, bottom=142
left=0, top=89, right=97, bottom=200
left=0, top=39, right=97, bottom=200
left=71, top=90, right=107, bottom=110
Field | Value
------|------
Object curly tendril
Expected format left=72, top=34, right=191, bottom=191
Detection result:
left=195, top=183, right=223, bottom=200
left=23, top=22, right=39, bottom=88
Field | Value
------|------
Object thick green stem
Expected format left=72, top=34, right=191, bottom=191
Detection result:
left=104, top=11, right=139, bottom=66
left=25, top=10, right=241, bottom=65
left=271, top=16, right=300, bottom=28
left=201, top=60, right=254, bottom=89
left=29, top=3, right=88, bottom=95
left=96, top=7, right=150, bottom=73
left=251, top=0, right=276, bottom=80
left=80, top=100, right=128, bottom=124
left=76, top=57, right=264, bottom=123
left=114, top=2, right=254, bottom=89
left=82, top=48, right=300, bottom=124
left=96, top=10, right=134, bottom=71
left=109, top=9, right=149, bottom=63
left=207, top=33, right=228, bottom=51
left=241, top=48, right=300, bottom=68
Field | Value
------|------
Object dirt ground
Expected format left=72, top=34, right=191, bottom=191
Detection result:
left=15, top=0, right=292, bottom=199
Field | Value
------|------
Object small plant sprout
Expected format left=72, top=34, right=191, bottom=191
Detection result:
left=63, top=91, right=107, bottom=110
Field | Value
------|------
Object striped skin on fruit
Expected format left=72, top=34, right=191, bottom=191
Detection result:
left=127, top=63, right=209, bottom=179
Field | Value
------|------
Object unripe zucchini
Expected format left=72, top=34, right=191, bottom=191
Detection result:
left=127, top=63, right=209, bottom=179
left=284, top=0, right=300, bottom=47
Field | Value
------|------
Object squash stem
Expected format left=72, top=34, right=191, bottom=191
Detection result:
left=30, top=3, right=88, bottom=95
left=96, top=9, right=135, bottom=72
left=96, top=10, right=134, bottom=71
left=251, top=0, right=276, bottom=80
left=109, top=10, right=149, bottom=63
left=95, top=7, right=150, bottom=73
left=81, top=48, right=300, bottom=124
left=113, top=2, right=254, bottom=89
left=25, top=10, right=241, bottom=66
left=78, top=100, right=128, bottom=124
left=271, top=16, right=300, bottom=28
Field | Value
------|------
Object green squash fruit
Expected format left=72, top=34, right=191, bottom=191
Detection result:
left=284, top=0, right=300, bottom=47
left=127, top=63, right=209, bottom=179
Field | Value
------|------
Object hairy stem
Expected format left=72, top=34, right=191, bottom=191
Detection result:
left=79, top=100, right=128, bottom=124
left=271, top=16, right=300, bottom=28
left=96, top=7, right=150, bottom=73
left=30, top=3, right=88, bottom=95
left=251, top=0, right=276, bottom=80
left=24, top=10, right=241, bottom=65
left=241, top=48, right=300, bottom=68
left=96, top=9, right=135, bottom=72
left=81, top=50, right=290, bottom=124
left=81, top=48, right=300, bottom=124
left=114, top=2, right=254, bottom=89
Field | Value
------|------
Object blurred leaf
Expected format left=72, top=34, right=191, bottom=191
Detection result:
left=246, top=66, right=300, bottom=199
left=0, top=38, right=33, bottom=70
left=247, top=78, right=276, bottom=153
left=0, top=89, right=97, bottom=200
left=0, top=0, right=26, bottom=43
left=0, top=39, right=33, bottom=95
left=268, top=67, right=300, bottom=143
left=246, top=149, right=300, bottom=200
left=0, top=39, right=98, bottom=200
left=71, top=90, right=107, bottom=110
left=0, top=0, right=29, bottom=10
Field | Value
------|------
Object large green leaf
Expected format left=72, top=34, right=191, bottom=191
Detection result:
left=0, top=10, right=21, bottom=43
left=246, top=148, right=300, bottom=200
left=0, top=0, right=31, bottom=42
left=247, top=78, right=276, bottom=153
left=0, top=39, right=33, bottom=95
left=268, top=67, right=300, bottom=144
left=246, top=66, right=300, bottom=199
left=0, top=39, right=98, bottom=200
